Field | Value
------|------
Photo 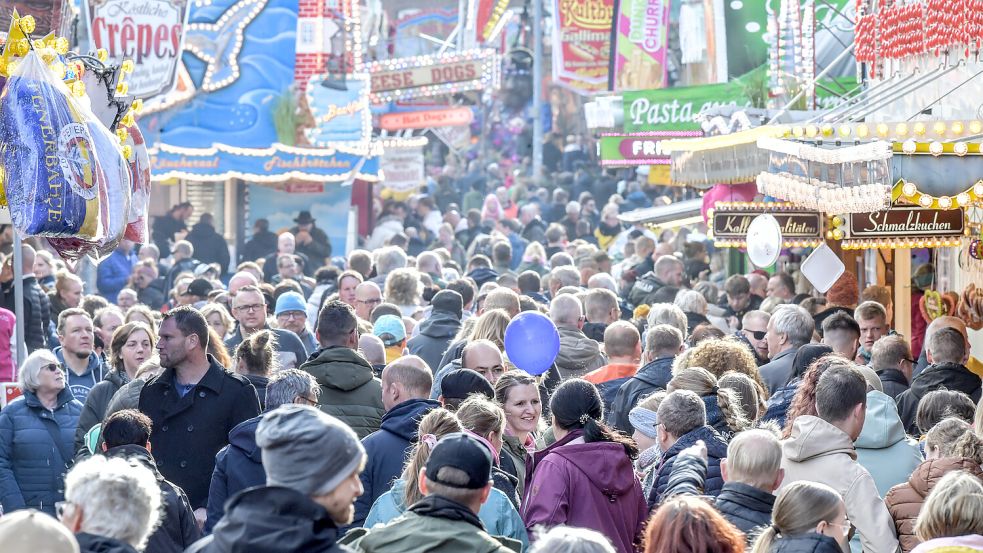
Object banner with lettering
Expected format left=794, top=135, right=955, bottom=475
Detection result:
left=304, top=74, right=371, bottom=146
left=610, top=0, right=669, bottom=91
left=148, top=143, right=380, bottom=183
left=381, top=147, right=425, bottom=194
left=82, top=0, right=191, bottom=100
left=552, top=0, right=615, bottom=95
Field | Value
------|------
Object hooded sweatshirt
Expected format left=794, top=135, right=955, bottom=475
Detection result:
left=780, top=415, right=900, bottom=553
left=886, top=457, right=983, bottom=553
left=554, top=326, right=607, bottom=380
left=897, top=362, right=982, bottom=434
left=406, top=311, right=461, bottom=373
left=300, top=346, right=385, bottom=438
left=353, top=398, right=440, bottom=527
left=54, top=347, right=107, bottom=404
left=855, top=391, right=923, bottom=497
left=524, top=438, right=648, bottom=553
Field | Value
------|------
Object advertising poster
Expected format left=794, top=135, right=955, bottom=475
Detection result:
left=610, top=0, right=669, bottom=91
left=82, top=0, right=192, bottom=100
left=246, top=183, right=352, bottom=258
left=381, top=148, right=425, bottom=194
left=304, top=74, right=371, bottom=145
left=551, top=0, right=614, bottom=94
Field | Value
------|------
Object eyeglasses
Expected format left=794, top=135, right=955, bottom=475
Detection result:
left=42, top=363, right=61, bottom=372
left=828, top=519, right=852, bottom=537
left=295, top=395, right=318, bottom=406
left=235, top=304, right=265, bottom=313
left=745, top=330, right=767, bottom=340
left=278, top=311, right=305, bottom=320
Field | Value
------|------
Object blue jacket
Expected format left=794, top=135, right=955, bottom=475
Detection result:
left=96, top=248, right=137, bottom=302
left=365, top=479, right=529, bottom=550
left=650, top=425, right=728, bottom=507
left=353, top=398, right=440, bottom=527
left=762, top=379, right=800, bottom=429
left=53, top=347, right=108, bottom=406
left=607, top=356, right=674, bottom=434
left=205, top=415, right=266, bottom=533
left=0, top=388, right=83, bottom=515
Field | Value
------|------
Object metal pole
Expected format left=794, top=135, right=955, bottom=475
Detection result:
left=532, top=0, right=544, bottom=181
left=12, top=232, right=25, bottom=366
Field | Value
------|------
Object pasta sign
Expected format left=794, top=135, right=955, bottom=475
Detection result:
left=85, top=0, right=191, bottom=99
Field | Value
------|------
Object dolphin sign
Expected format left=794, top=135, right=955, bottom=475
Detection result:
left=183, top=0, right=268, bottom=91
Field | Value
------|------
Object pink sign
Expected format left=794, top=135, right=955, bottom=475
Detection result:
left=611, top=0, right=669, bottom=92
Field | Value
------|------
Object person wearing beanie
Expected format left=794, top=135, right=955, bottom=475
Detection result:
left=275, top=291, right=318, bottom=356
left=438, top=368, right=495, bottom=411
left=188, top=404, right=366, bottom=553
left=0, top=509, right=80, bottom=553
left=407, top=290, right=464, bottom=373
left=341, top=433, right=516, bottom=553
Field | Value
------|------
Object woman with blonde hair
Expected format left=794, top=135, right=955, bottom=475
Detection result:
left=494, top=370, right=543, bottom=497
left=234, top=329, right=279, bottom=410
left=911, top=471, right=983, bottom=552
left=201, top=303, right=235, bottom=340
left=457, top=394, right=522, bottom=508
left=887, top=418, right=983, bottom=552
left=668, top=367, right=750, bottom=436
left=364, top=408, right=527, bottom=545
left=518, top=241, right=549, bottom=276
left=384, top=267, right=423, bottom=318
left=751, top=481, right=850, bottom=553
left=124, top=304, right=158, bottom=331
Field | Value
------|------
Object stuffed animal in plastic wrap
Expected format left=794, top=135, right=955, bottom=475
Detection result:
left=122, top=121, right=151, bottom=244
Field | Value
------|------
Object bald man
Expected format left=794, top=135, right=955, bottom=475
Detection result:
left=354, top=355, right=438, bottom=527
left=0, top=244, right=51, bottom=352
left=583, top=321, right=641, bottom=408
left=551, top=294, right=606, bottom=379
left=358, top=333, right=387, bottom=377
left=354, top=281, right=383, bottom=321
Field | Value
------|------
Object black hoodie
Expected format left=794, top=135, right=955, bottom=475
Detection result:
left=897, top=361, right=982, bottom=434
left=407, top=310, right=462, bottom=372
left=186, top=486, right=349, bottom=553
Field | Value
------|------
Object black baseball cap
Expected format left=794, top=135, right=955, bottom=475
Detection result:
left=425, top=433, right=493, bottom=489
left=182, top=278, right=214, bottom=298
left=441, top=369, right=494, bottom=401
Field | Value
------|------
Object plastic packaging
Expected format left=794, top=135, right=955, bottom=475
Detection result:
left=122, top=123, right=151, bottom=244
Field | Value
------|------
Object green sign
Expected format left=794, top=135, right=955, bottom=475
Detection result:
left=599, top=134, right=675, bottom=166
left=622, top=75, right=859, bottom=133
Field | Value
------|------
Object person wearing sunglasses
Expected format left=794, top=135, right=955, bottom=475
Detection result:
left=751, top=481, right=853, bottom=553
left=0, top=350, right=83, bottom=516
left=739, top=310, right=772, bottom=366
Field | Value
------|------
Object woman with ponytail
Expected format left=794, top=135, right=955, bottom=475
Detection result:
left=668, top=367, right=750, bottom=437
left=751, top=481, right=850, bottom=553
left=886, top=418, right=983, bottom=553
left=363, top=408, right=528, bottom=546
left=523, top=379, right=647, bottom=553
left=234, top=329, right=279, bottom=410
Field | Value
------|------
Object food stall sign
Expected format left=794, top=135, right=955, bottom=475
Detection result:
left=846, top=207, right=965, bottom=238
left=711, top=205, right=823, bottom=245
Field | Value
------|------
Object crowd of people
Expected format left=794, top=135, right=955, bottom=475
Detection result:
left=0, top=175, right=977, bottom=553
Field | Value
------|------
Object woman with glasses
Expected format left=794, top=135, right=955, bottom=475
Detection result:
left=0, top=349, right=84, bottom=516
left=74, top=322, right=157, bottom=456
left=751, top=481, right=851, bottom=553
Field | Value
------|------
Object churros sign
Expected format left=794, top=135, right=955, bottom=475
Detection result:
left=552, top=0, right=614, bottom=94
left=611, top=0, right=669, bottom=91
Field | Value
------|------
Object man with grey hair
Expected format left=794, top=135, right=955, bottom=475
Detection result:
left=204, top=369, right=321, bottom=532
left=189, top=405, right=367, bottom=552
left=664, top=429, right=784, bottom=543
left=608, top=324, right=685, bottom=433
left=262, top=232, right=310, bottom=282
left=760, top=305, right=815, bottom=394
left=548, top=265, right=581, bottom=297
left=646, top=303, right=688, bottom=337
left=61, top=455, right=162, bottom=552
left=587, top=272, right=618, bottom=292
left=354, top=356, right=439, bottom=527
left=650, top=389, right=728, bottom=505
left=897, top=327, right=981, bottom=433
left=550, top=294, right=606, bottom=379
left=583, top=288, right=620, bottom=342
left=370, top=246, right=409, bottom=288
left=628, top=255, right=684, bottom=308
left=519, top=203, right=547, bottom=244
left=560, top=200, right=582, bottom=240
left=870, top=334, right=913, bottom=399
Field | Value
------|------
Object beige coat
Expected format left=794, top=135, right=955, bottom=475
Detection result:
left=780, top=415, right=900, bottom=553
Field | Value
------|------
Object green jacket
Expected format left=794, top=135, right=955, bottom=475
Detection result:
left=341, top=511, right=519, bottom=553
left=300, top=346, right=385, bottom=438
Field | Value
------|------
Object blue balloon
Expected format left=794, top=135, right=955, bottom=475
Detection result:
left=504, top=312, right=560, bottom=376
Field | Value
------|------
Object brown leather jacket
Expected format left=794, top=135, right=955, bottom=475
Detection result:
left=885, top=457, right=983, bottom=553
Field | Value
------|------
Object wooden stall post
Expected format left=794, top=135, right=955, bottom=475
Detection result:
left=894, top=250, right=911, bottom=340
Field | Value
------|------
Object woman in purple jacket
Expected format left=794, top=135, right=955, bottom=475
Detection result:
left=523, top=379, right=649, bottom=553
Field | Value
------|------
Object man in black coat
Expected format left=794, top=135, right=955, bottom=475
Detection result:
left=152, top=202, right=193, bottom=255
left=139, top=306, right=261, bottom=521
left=185, top=213, right=230, bottom=276
left=663, top=429, right=782, bottom=546
left=608, top=324, right=683, bottom=434
left=101, top=409, right=200, bottom=553
left=897, top=327, right=980, bottom=434
left=0, top=244, right=50, bottom=353
left=290, top=211, right=332, bottom=268
left=407, top=290, right=463, bottom=373
left=239, top=218, right=278, bottom=264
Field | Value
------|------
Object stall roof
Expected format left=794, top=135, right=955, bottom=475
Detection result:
left=619, top=198, right=704, bottom=227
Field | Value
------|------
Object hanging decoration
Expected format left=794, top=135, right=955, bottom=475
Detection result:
left=757, top=137, right=893, bottom=164
left=894, top=180, right=983, bottom=210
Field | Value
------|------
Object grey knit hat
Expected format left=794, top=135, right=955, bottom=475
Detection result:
left=256, top=404, right=366, bottom=496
